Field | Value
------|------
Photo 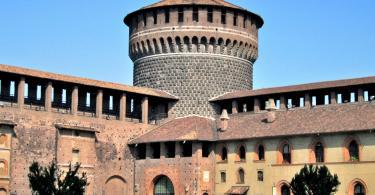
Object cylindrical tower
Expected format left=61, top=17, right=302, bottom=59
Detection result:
left=124, top=0, right=263, bottom=117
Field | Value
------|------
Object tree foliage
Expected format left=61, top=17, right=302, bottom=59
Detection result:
left=290, top=165, right=340, bottom=195
left=28, top=161, right=88, bottom=195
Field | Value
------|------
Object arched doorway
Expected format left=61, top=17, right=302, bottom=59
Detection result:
left=104, top=176, right=127, bottom=195
left=0, top=188, right=6, bottom=195
left=154, top=175, right=174, bottom=195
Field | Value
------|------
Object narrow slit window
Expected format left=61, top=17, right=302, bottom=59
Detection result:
left=364, top=91, right=369, bottom=101
left=37, top=85, right=42, bottom=100
left=86, top=93, right=91, bottom=107
left=299, top=97, right=304, bottom=107
left=312, top=96, right=317, bottom=106
left=193, top=7, right=199, bottom=22
left=350, top=92, right=356, bottom=102
left=143, top=13, right=147, bottom=26
left=337, top=94, right=343, bottom=104
left=178, top=7, right=184, bottom=23
left=109, top=95, right=113, bottom=110
left=324, top=95, right=330, bottom=105
left=62, top=89, right=67, bottom=104
left=207, top=8, right=213, bottom=23
left=10, top=81, right=15, bottom=97
left=165, top=8, right=170, bottom=23
left=24, top=83, right=29, bottom=99
left=221, top=9, right=226, bottom=24
left=153, top=10, right=157, bottom=25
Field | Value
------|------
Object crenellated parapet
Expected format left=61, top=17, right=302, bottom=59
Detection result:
left=129, top=34, right=259, bottom=63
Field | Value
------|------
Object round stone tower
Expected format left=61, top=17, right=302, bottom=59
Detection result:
left=124, top=0, right=263, bottom=117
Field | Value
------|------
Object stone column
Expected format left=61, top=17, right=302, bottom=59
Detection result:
left=146, top=143, right=152, bottom=160
left=160, top=142, right=167, bottom=160
left=45, top=82, right=52, bottom=112
left=96, top=90, right=103, bottom=118
left=71, top=86, right=78, bottom=115
left=330, top=91, right=337, bottom=104
left=141, top=97, right=149, bottom=124
left=194, top=142, right=202, bottom=158
left=17, top=77, right=25, bottom=109
left=358, top=89, right=364, bottom=102
left=175, top=142, right=182, bottom=158
left=254, top=98, right=260, bottom=112
left=304, top=94, right=311, bottom=108
left=280, top=96, right=286, bottom=110
left=232, top=100, right=238, bottom=114
left=119, top=93, right=127, bottom=121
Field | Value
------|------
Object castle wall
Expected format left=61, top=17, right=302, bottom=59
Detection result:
left=134, top=54, right=253, bottom=117
left=0, top=106, right=153, bottom=195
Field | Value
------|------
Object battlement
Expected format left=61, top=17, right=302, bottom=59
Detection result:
left=0, top=64, right=177, bottom=124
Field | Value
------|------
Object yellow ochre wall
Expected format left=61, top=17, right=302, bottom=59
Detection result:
left=215, top=132, right=375, bottom=195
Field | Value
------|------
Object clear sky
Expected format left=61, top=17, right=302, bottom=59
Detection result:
left=0, top=0, right=374, bottom=89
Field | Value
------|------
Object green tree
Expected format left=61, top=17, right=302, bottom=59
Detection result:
left=28, top=161, right=88, bottom=195
left=290, top=165, right=340, bottom=195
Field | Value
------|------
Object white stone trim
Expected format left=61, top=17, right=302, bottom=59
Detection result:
left=133, top=53, right=252, bottom=64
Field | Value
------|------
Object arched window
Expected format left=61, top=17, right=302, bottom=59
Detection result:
left=315, top=142, right=324, bottom=163
left=239, top=145, right=246, bottom=161
left=154, top=176, right=174, bottom=195
left=354, top=183, right=366, bottom=195
left=281, top=185, right=290, bottom=195
left=258, top=145, right=265, bottom=160
left=282, top=144, right=291, bottom=164
left=349, top=140, right=359, bottom=161
left=221, top=147, right=228, bottom=161
left=238, top=168, right=245, bottom=184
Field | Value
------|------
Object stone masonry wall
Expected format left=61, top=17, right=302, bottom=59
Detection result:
left=0, top=106, right=152, bottom=195
left=134, top=54, right=253, bottom=117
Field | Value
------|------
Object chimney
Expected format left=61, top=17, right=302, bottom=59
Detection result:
left=265, top=98, right=277, bottom=123
left=220, top=109, right=230, bottom=131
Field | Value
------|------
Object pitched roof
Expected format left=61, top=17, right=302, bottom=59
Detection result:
left=211, top=76, right=375, bottom=101
left=218, top=102, right=375, bottom=141
left=0, top=64, right=178, bottom=100
left=129, top=115, right=216, bottom=144
left=141, top=0, right=243, bottom=10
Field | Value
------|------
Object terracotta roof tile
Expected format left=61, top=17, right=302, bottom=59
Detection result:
left=129, top=116, right=216, bottom=144
left=219, top=102, right=375, bottom=140
left=211, top=76, right=375, bottom=101
left=0, top=64, right=178, bottom=100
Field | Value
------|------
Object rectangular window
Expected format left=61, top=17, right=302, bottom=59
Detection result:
left=221, top=9, right=226, bottom=24
left=221, top=172, right=226, bottom=183
left=257, top=171, right=264, bottom=182
left=153, top=10, right=157, bottom=25
left=193, top=7, right=199, bottom=22
left=165, top=8, right=170, bottom=23
left=299, top=97, right=305, bottom=107
left=233, top=12, right=238, bottom=26
left=72, top=149, right=80, bottom=164
left=207, top=8, right=213, bottom=23
left=143, top=13, right=147, bottom=26
left=178, top=7, right=184, bottom=23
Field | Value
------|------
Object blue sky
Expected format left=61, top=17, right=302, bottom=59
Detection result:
left=0, top=0, right=374, bottom=89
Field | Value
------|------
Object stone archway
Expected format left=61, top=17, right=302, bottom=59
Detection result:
left=104, top=175, right=127, bottom=195
left=153, top=175, right=174, bottom=195
left=0, top=188, right=6, bottom=195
